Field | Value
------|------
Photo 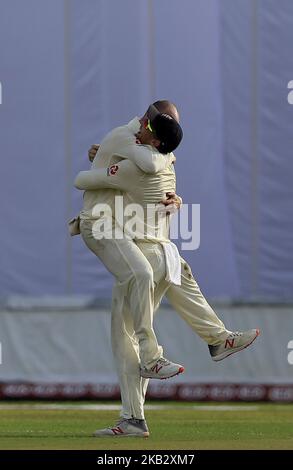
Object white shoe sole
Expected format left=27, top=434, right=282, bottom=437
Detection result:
left=212, top=329, right=260, bottom=362
left=93, top=431, right=149, bottom=438
left=140, top=366, right=185, bottom=380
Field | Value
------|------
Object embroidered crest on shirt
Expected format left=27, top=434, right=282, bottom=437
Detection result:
left=107, top=164, right=119, bottom=176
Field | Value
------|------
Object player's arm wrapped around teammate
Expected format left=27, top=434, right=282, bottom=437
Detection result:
left=117, top=142, right=174, bottom=174
left=74, top=160, right=135, bottom=191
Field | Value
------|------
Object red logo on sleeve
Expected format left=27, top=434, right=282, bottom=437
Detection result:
left=107, top=164, right=119, bottom=176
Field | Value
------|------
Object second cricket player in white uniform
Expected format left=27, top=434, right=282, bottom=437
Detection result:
left=74, top=101, right=259, bottom=437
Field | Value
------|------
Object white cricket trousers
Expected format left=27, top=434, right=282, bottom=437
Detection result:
left=80, top=221, right=229, bottom=419
left=112, top=241, right=230, bottom=420
left=80, top=220, right=163, bottom=369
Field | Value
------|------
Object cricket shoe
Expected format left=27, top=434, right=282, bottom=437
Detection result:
left=140, top=357, right=185, bottom=379
left=209, top=329, right=260, bottom=362
left=93, top=418, right=149, bottom=438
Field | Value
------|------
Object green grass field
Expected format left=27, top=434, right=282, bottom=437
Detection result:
left=0, top=402, right=292, bottom=450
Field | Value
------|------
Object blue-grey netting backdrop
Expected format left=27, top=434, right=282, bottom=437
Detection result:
left=0, top=0, right=292, bottom=302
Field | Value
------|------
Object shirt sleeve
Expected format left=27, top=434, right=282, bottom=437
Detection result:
left=74, top=159, right=138, bottom=191
left=126, top=117, right=141, bottom=134
left=115, top=117, right=174, bottom=174
left=116, top=143, right=175, bottom=174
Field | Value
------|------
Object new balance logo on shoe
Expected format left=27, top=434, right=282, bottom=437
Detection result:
left=225, top=338, right=235, bottom=349
left=111, top=427, right=124, bottom=435
left=150, top=364, right=163, bottom=373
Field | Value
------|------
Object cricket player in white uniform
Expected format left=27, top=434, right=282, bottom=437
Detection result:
left=74, top=101, right=260, bottom=438
left=77, top=106, right=185, bottom=382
